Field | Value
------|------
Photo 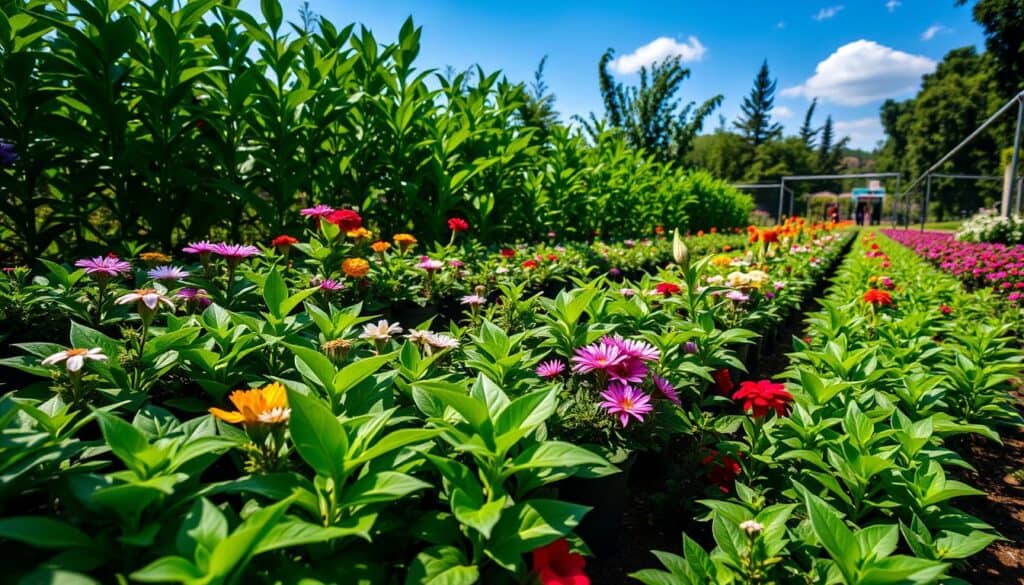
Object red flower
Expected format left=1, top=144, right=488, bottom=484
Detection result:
left=522, top=259, right=538, bottom=270
left=500, top=248, right=516, bottom=258
left=712, top=368, right=734, bottom=395
left=655, top=282, right=681, bottom=295
left=447, top=217, right=469, bottom=232
left=272, top=235, right=298, bottom=248
left=326, top=209, right=363, bottom=231
left=701, top=451, right=741, bottom=494
left=732, top=379, right=792, bottom=418
left=863, top=289, right=892, bottom=306
left=939, top=304, right=952, bottom=315
left=532, top=539, right=589, bottom=585
left=547, top=254, right=559, bottom=262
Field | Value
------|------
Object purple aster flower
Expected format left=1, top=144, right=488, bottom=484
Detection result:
left=599, top=382, right=653, bottom=427
left=315, top=278, right=344, bottom=291
left=683, top=341, right=699, bottom=354
left=0, top=141, right=18, bottom=166
left=182, top=240, right=218, bottom=255
left=177, top=288, right=211, bottom=308
left=147, top=265, right=190, bottom=282
left=211, top=243, right=261, bottom=261
left=300, top=204, right=335, bottom=219
left=602, top=334, right=661, bottom=362
left=536, top=360, right=566, bottom=379
left=608, top=357, right=649, bottom=383
left=571, top=341, right=626, bottom=374
left=460, top=294, right=487, bottom=307
left=653, top=374, right=681, bottom=405
left=75, top=256, right=132, bottom=279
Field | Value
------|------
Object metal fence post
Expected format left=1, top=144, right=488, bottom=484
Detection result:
left=921, top=175, right=931, bottom=232
left=776, top=181, right=784, bottom=224
left=1011, top=96, right=1023, bottom=216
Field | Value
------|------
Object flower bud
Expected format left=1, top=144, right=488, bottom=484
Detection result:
left=739, top=519, right=763, bottom=536
left=673, top=229, right=689, bottom=268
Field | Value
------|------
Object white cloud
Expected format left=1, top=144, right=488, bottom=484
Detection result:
left=921, top=24, right=951, bottom=41
left=774, top=105, right=794, bottom=119
left=781, top=40, right=935, bottom=106
left=813, top=5, right=844, bottom=21
left=609, top=36, right=707, bottom=75
left=885, top=0, right=901, bottom=12
left=835, top=117, right=885, bottom=149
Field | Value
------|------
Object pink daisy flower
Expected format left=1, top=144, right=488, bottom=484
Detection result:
left=182, top=240, right=218, bottom=255
left=599, top=382, right=653, bottom=427
left=653, top=374, right=681, bottom=405
left=417, top=256, right=444, bottom=272
left=570, top=341, right=626, bottom=374
left=536, top=360, right=566, bottom=378
left=602, top=334, right=660, bottom=362
left=211, top=243, right=261, bottom=261
left=75, top=256, right=132, bottom=278
left=607, top=358, right=649, bottom=384
left=300, top=204, right=335, bottom=219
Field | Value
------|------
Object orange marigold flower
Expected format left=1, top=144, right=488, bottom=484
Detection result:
left=139, top=251, right=171, bottom=264
left=209, top=382, right=290, bottom=426
left=863, top=289, right=892, bottom=306
left=347, top=227, right=372, bottom=240
left=342, top=257, right=370, bottom=278
left=371, top=241, right=391, bottom=253
left=393, top=233, right=417, bottom=250
left=654, top=225, right=665, bottom=235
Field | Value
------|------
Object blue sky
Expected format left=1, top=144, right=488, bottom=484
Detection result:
left=245, top=1, right=985, bottom=149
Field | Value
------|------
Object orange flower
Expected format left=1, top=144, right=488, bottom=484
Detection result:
left=863, top=289, right=892, bottom=306
left=209, top=382, right=289, bottom=426
left=347, top=227, right=372, bottom=241
left=371, top=241, right=391, bottom=254
left=139, top=251, right=171, bottom=264
left=654, top=225, right=665, bottom=235
left=710, top=227, right=717, bottom=234
left=342, top=257, right=370, bottom=278
left=393, top=233, right=417, bottom=250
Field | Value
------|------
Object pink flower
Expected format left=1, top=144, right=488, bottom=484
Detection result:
left=417, top=256, right=444, bottom=272
left=147, top=265, right=189, bottom=282
left=315, top=279, right=344, bottom=291
left=599, top=382, right=653, bottom=427
left=601, top=334, right=660, bottom=362
left=300, top=204, right=335, bottom=219
left=75, top=256, right=132, bottom=278
left=211, top=243, right=261, bottom=261
left=570, top=342, right=625, bottom=374
left=460, top=294, right=486, bottom=306
left=607, top=358, right=649, bottom=384
left=182, top=240, right=218, bottom=255
left=536, top=360, right=566, bottom=378
left=177, top=288, right=211, bottom=308
left=653, top=375, right=681, bottom=405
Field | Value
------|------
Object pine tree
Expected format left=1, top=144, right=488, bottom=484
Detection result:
left=516, top=56, right=559, bottom=140
left=799, top=98, right=819, bottom=148
left=817, top=115, right=834, bottom=170
left=734, top=60, right=783, bottom=147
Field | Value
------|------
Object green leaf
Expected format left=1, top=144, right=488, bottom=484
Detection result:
left=333, top=352, right=395, bottom=396
left=130, top=556, right=203, bottom=583
left=412, top=380, right=489, bottom=430
left=205, top=496, right=294, bottom=581
left=451, top=491, right=505, bottom=539
left=405, top=545, right=479, bottom=585
left=260, top=0, right=283, bottom=31
left=505, top=441, right=610, bottom=476
left=799, top=485, right=858, bottom=583
left=287, top=389, right=348, bottom=481
left=254, top=515, right=377, bottom=553
left=262, top=266, right=287, bottom=319
left=0, top=516, right=92, bottom=549
left=339, top=471, right=431, bottom=508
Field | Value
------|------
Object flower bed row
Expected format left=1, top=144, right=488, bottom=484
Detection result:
left=0, top=217, right=851, bottom=584
left=883, top=229, right=1024, bottom=305
left=634, top=230, right=1022, bottom=584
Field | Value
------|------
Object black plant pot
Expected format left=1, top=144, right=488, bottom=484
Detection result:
left=559, top=453, right=636, bottom=558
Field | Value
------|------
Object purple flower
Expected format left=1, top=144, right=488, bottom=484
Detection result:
left=571, top=341, right=626, bottom=374
left=536, top=360, right=566, bottom=379
left=147, top=265, right=190, bottom=282
left=300, top=204, right=335, bottom=219
left=177, top=288, right=212, bottom=308
left=609, top=267, right=622, bottom=277
left=460, top=294, right=487, bottom=306
left=448, top=259, right=464, bottom=268
left=602, top=334, right=660, bottom=363
left=653, top=374, right=681, bottom=405
left=211, top=243, right=261, bottom=261
left=75, top=256, right=132, bottom=278
left=0, top=141, right=18, bottom=166
left=315, top=278, right=344, bottom=291
left=599, top=382, right=653, bottom=427
left=607, top=358, right=649, bottom=384
left=726, top=290, right=749, bottom=303
left=683, top=341, right=699, bottom=354
left=182, top=240, right=218, bottom=255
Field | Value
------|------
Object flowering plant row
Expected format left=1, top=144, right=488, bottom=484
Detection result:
left=635, top=230, right=1021, bottom=584
left=0, top=220, right=851, bottom=583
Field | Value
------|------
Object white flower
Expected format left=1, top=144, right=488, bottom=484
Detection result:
left=359, top=320, right=403, bottom=341
left=726, top=271, right=750, bottom=288
left=739, top=519, right=763, bottom=535
left=426, top=333, right=460, bottom=350
left=42, top=347, right=107, bottom=372
left=405, top=329, right=434, bottom=345
left=115, top=288, right=175, bottom=311
left=257, top=407, right=291, bottom=424
left=706, top=275, right=725, bottom=286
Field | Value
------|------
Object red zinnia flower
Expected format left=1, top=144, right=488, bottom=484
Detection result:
left=701, top=451, right=741, bottom=494
left=712, top=368, right=734, bottom=395
left=522, top=259, right=538, bottom=270
left=272, top=235, right=298, bottom=248
left=532, top=539, right=589, bottom=585
left=939, top=304, right=952, bottom=315
left=326, top=209, right=363, bottom=232
left=447, top=217, right=469, bottom=232
left=500, top=248, right=516, bottom=258
left=655, top=282, right=681, bottom=295
left=863, top=289, right=892, bottom=306
left=732, top=379, right=792, bottom=418
left=547, top=254, right=558, bottom=262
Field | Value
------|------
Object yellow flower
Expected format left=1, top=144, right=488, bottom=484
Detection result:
left=209, top=382, right=290, bottom=426
left=371, top=241, right=391, bottom=254
left=342, top=257, right=370, bottom=278
left=347, top=227, right=372, bottom=241
left=711, top=255, right=733, bottom=267
left=139, top=251, right=171, bottom=264
left=393, top=233, right=417, bottom=250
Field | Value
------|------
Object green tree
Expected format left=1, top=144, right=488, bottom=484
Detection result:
left=957, top=0, right=1024, bottom=97
left=516, top=55, right=559, bottom=141
left=799, top=97, right=819, bottom=149
left=734, top=60, right=783, bottom=147
left=588, top=48, right=723, bottom=165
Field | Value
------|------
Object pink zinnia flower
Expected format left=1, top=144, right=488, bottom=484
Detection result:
left=182, top=240, right=218, bottom=255
left=75, top=256, right=132, bottom=278
left=602, top=334, right=660, bottom=362
left=599, top=382, right=653, bottom=427
left=570, top=342, right=625, bottom=374
left=536, top=360, right=566, bottom=379
left=211, top=243, right=261, bottom=261
left=653, top=374, right=681, bottom=405
left=300, top=204, right=335, bottom=219
left=417, top=256, right=444, bottom=272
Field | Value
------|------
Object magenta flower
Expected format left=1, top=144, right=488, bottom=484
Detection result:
left=607, top=358, right=649, bottom=384
left=602, top=334, right=660, bottom=362
left=536, top=360, right=566, bottom=378
left=315, top=278, right=344, bottom=291
left=417, top=256, right=444, bottom=272
left=460, top=294, right=487, bottom=306
left=75, top=256, right=132, bottom=278
left=147, top=265, right=190, bottom=282
left=599, top=382, right=653, bottom=427
left=211, top=243, right=261, bottom=261
left=182, top=240, right=218, bottom=255
left=177, top=288, right=211, bottom=308
left=571, top=341, right=625, bottom=374
left=653, top=374, right=681, bottom=405
left=300, top=204, right=335, bottom=219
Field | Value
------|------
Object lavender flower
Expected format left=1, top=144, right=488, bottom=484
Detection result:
left=147, top=265, right=190, bottom=282
left=75, top=256, right=132, bottom=279
left=460, top=294, right=487, bottom=307
left=177, top=287, right=212, bottom=308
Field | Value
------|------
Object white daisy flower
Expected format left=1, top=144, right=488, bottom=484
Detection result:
left=359, top=320, right=403, bottom=342
left=115, top=288, right=175, bottom=311
left=42, top=347, right=107, bottom=373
